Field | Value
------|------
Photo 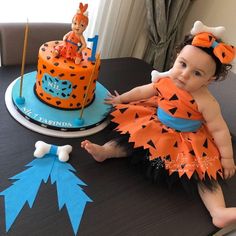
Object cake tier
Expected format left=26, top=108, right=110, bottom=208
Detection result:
left=35, top=41, right=100, bottom=110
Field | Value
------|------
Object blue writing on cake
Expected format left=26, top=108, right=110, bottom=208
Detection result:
left=22, top=107, right=72, bottom=127
left=38, top=117, right=73, bottom=127
left=42, top=73, right=72, bottom=99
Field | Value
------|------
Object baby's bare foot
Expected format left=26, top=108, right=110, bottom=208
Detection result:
left=75, top=57, right=81, bottom=64
left=52, top=50, right=59, bottom=57
left=81, top=140, right=110, bottom=162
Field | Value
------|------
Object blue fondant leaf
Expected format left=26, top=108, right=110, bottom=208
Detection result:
left=0, top=155, right=55, bottom=231
left=50, top=158, right=92, bottom=235
left=0, top=153, right=92, bottom=235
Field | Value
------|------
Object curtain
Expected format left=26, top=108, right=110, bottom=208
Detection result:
left=91, top=0, right=148, bottom=59
left=144, top=0, right=191, bottom=71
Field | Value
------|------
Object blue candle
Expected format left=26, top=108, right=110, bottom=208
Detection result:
left=88, top=35, right=99, bottom=61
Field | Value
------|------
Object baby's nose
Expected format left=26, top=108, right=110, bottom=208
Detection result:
left=181, top=69, right=190, bottom=79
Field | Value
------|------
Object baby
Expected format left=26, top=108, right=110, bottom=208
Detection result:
left=82, top=21, right=235, bottom=228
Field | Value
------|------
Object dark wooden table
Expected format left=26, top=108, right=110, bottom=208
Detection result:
left=0, top=58, right=235, bottom=236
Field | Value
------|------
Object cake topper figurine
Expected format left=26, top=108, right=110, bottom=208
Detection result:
left=53, top=3, right=89, bottom=64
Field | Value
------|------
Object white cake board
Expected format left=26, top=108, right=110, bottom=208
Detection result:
left=5, top=73, right=111, bottom=138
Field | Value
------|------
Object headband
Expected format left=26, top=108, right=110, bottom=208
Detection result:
left=192, top=32, right=235, bottom=64
left=190, top=21, right=235, bottom=64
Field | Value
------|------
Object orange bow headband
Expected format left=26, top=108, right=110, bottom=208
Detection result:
left=192, top=32, right=235, bottom=64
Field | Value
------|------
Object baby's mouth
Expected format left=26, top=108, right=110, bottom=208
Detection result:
left=174, top=78, right=185, bottom=86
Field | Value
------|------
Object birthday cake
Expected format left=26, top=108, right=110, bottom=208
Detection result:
left=5, top=3, right=111, bottom=137
left=35, top=42, right=100, bottom=110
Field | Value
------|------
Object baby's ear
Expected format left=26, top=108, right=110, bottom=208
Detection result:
left=208, top=76, right=216, bottom=83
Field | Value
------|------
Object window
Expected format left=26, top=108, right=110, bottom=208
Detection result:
left=0, top=0, right=100, bottom=41
left=0, top=0, right=76, bottom=23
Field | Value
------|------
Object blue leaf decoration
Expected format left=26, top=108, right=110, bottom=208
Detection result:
left=0, top=156, right=55, bottom=231
left=0, top=154, right=92, bottom=235
left=50, top=157, right=92, bottom=235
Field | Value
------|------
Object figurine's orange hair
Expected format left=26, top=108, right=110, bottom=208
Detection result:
left=73, top=3, right=89, bottom=26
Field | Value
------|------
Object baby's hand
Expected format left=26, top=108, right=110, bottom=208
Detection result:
left=221, top=158, right=236, bottom=179
left=104, top=90, right=122, bottom=105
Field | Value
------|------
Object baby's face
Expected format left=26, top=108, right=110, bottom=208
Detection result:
left=72, top=19, right=87, bottom=35
left=170, top=45, right=216, bottom=92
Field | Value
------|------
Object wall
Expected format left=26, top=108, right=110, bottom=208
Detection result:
left=183, top=0, right=236, bottom=72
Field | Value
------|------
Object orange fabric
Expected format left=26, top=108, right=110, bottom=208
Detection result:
left=55, top=32, right=82, bottom=60
left=192, top=32, right=235, bottom=64
left=111, top=78, right=223, bottom=180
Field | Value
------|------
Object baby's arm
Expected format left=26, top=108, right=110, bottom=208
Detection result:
left=105, top=83, right=157, bottom=105
left=63, top=32, right=71, bottom=41
left=200, top=93, right=235, bottom=179
left=78, top=34, right=87, bottom=53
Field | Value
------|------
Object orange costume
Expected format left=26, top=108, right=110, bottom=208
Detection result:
left=111, top=78, right=223, bottom=181
left=55, top=31, right=83, bottom=60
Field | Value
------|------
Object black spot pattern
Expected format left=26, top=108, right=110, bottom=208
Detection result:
left=169, top=94, right=178, bottom=101
left=119, top=108, right=128, bottom=114
left=203, top=139, right=208, bottom=148
left=147, top=140, right=155, bottom=149
left=169, top=107, right=177, bottom=115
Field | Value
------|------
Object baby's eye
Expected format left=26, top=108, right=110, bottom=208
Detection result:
left=179, top=61, right=186, bottom=68
left=194, top=71, right=202, bottom=77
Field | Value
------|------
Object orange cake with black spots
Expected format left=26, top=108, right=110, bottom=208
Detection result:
left=7, top=2, right=111, bottom=137
left=35, top=41, right=100, bottom=110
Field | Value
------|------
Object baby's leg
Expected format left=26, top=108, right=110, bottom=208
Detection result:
left=52, top=49, right=59, bottom=57
left=198, top=183, right=236, bottom=228
left=81, top=140, right=129, bottom=162
left=75, top=57, right=82, bottom=64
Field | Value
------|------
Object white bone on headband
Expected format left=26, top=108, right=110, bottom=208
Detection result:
left=34, top=141, right=72, bottom=162
left=190, top=20, right=225, bottom=39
